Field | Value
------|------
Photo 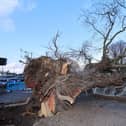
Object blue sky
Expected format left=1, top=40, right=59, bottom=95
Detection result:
left=0, top=0, right=93, bottom=72
left=0, top=0, right=92, bottom=63
left=0, top=0, right=125, bottom=73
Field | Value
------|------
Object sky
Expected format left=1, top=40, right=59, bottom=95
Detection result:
left=0, top=0, right=93, bottom=73
left=0, top=0, right=125, bottom=73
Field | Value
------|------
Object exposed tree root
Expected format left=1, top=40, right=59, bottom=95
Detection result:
left=24, top=56, right=126, bottom=117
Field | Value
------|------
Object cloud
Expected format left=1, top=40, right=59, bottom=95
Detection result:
left=0, top=0, right=19, bottom=16
left=0, top=0, right=36, bottom=32
left=3, top=62, right=25, bottom=73
left=0, top=0, right=19, bottom=31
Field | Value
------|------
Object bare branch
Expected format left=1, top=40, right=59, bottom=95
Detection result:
left=85, top=17, right=105, bottom=38
left=107, top=26, right=126, bottom=48
left=115, top=0, right=126, bottom=8
left=122, top=16, right=126, bottom=27
left=103, top=15, right=114, bottom=46
left=66, top=42, right=92, bottom=64
left=108, top=40, right=126, bottom=64
left=47, top=31, right=64, bottom=59
left=52, top=31, right=60, bottom=58
left=81, top=0, right=126, bottom=60
left=19, top=49, right=33, bottom=64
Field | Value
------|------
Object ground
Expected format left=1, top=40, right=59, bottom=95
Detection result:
left=1, top=94, right=126, bottom=126
left=34, top=94, right=126, bottom=126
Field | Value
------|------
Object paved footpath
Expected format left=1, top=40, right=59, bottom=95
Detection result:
left=0, top=90, right=32, bottom=108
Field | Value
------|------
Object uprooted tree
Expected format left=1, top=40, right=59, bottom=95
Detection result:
left=23, top=0, right=126, bottom=117
left=24, top=55, right=126, bottom=117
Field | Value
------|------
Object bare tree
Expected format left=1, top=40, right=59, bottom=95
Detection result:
left=109, top=40, right=126, bottom=64
left=82, top=0, right=126, bottom=60
left=47, top=31, right=64, bottom=59
left=66, top=42, right=92, bottom=64
left=115, top=0, right=126, bottom=8
left=19, top=49, right=33, bottom=64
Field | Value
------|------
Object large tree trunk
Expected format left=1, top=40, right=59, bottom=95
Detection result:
left=24, top=56, right=125, bottom=117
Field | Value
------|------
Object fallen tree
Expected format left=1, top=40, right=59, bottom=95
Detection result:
left=24, top=56, right=126, bottom=117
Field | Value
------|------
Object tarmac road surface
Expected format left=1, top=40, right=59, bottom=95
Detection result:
left=34, top=94, right=126, bottom=126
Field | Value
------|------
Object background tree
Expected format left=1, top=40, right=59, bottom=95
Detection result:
left=19, top=49, right=33, bottom=64
left=108, top=40, right=126, bottom=64
left=66, top=42, right=93, bottom=64
left=47, top=32, right=93, bottom=65
left=115, top=0, right=126, bottom=8
left=82, top=0, right=126, bottom=60
left=47, top=31, right=62, bottom=59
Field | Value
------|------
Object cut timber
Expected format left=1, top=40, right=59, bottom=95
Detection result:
left=38, top=102, right=53, bottom=117
left=38, top=93, right=55, bottom=117
left=56, top=90, right=74, bottom=104
left=47, top=94, right=55, bottom=113
left=61, top=62, right=70, bottom=75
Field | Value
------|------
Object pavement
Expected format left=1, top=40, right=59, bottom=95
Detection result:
left=34, top=94, right=126, bottom=126
left=0, top=90, right=32, bottom=108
